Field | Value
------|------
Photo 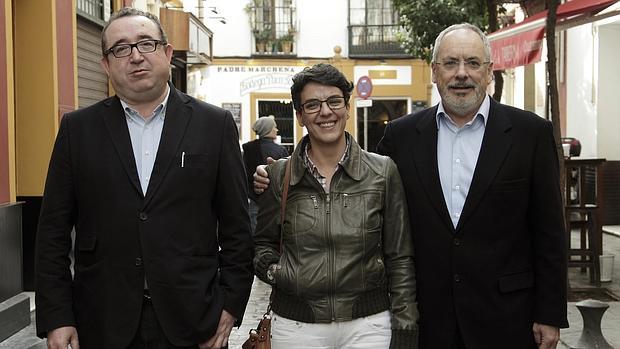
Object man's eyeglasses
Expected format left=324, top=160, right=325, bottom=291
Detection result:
left=105, top=39, right=166, bottom=58
left=300, top=97, right=347, bottom=114
left=435, top=59, right=490, bottom=72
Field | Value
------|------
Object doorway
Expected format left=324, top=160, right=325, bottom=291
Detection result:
left=357, top=99, right=427, bottom=152
left=258, top=100, right=295, bottom=154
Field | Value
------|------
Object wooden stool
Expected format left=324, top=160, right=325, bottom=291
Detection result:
left=565, top=204, right=601, bottom=287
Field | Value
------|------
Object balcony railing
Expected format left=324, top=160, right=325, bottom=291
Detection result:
left=77, top=0, right=104, bottom=23
left=348, top=24, right=410, bottom=58
left=247, top=3, right=296, bottom=56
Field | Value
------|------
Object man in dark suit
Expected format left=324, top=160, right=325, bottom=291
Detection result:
left=377, top=24, right=568, bottom=349
left=242, top=115, right=288, bottom=233
left=35, top=8, right=253, bottom=349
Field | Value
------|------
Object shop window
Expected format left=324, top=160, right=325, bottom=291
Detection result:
left=357, top=99, right=425, bottom=152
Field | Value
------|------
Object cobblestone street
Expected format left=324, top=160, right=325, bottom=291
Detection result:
left=229, top=277, right=272, bottom=348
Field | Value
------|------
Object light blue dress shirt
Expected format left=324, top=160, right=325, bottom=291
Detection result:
left=121, top=87, right=170, bottom=195
left=436, top=95, right=490, bottom=228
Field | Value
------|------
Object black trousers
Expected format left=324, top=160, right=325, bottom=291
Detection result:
left=453, top=327, right=467, bottom=349
left=128, top=295, right=198, bottom=349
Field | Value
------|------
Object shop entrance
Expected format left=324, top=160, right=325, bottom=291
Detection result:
left=357, top=99, right=427, bottom=152
left=258, top=100, right=295, bottom=154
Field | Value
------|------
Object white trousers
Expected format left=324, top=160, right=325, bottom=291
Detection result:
left=271, top=310, right=391, bottom=349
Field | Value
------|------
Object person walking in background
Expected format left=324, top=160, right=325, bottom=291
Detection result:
left=253, top=63, right=418, bottom=349
left=35, top=7, right=253, bottom=349
left=377, top=23, right=567, bottom=349
left=242, top=115, right=288, bottom=233
left=253, top=24, right=567, bottom=349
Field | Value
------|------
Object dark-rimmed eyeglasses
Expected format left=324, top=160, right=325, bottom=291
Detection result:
left=435, top=59, right=490, bottom=72
left=300, top=97, right=347, bottom=114
left=105, top=39, right=166, bottom=58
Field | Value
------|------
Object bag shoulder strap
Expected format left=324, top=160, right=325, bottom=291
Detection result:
left=279, top=159, right=291, bottom=253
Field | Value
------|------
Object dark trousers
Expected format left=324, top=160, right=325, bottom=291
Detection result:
left=453, top=328, right=467, bottom=349
left=128, top=295, right=198, bottom=349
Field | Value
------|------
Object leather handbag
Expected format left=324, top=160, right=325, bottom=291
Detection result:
left=242, top=308, right=272, bottom=349
left=242, top=160, right=291, bottom=349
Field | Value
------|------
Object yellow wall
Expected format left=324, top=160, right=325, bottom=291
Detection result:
left=4, top=0, right=15, bottom=201
left=14, top=0, right=59, bottom=196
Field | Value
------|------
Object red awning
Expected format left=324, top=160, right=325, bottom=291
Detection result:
left=488, top=0, right=618, bottom=70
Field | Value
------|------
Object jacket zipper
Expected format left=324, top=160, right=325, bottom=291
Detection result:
left=310, top=195, right=318, bottom=209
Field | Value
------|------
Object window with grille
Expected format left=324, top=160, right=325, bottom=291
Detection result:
left=246, top=0, right=296, bottom=55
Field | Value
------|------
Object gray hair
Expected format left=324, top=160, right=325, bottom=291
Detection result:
left=101, top=7, right=168, bottom=56
left=432, top=23, right=491, bottom=63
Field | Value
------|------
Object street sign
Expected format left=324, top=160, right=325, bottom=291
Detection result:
left=356, top=76, right=373, bottom=99
left=356, top=99, right=373, bottom=108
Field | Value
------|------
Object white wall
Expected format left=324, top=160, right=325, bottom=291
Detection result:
left=295, top=0, right=349, bottom=57
left=596, top=23, right=620, bottom=160
left=197, top=0, right=252, bottom=56
left=533, top=60, right=546, bottom=117
left=191, top=64, right=305, bottom=143
left=566, top=24, right=598, bottom=157
left=202, top=0, right=349, bottom=58
left=513, top=65, right=525, bottom=110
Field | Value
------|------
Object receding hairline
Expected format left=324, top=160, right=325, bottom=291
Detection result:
left=103, top=16, right=157, bottom=44
left=432, top=24, right=491, bottom=63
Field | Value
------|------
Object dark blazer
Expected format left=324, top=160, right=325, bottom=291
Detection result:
left=35, top=86, right=254, bottom=348
left=378, top=98, right=568, bottom=349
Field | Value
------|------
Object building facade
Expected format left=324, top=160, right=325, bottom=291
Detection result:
left=489, top=0, right=620, bottom=160
left=191, top=0, right=431, bottom=153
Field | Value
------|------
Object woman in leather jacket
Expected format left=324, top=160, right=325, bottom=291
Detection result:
left=253, top=63, right=418, bottom=349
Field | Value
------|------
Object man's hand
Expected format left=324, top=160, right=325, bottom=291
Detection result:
left=253, top=157, right=275, bottom=194
left=533, top=322, right=560, bottom=349
left=199, top=310, right=236, bottom=349
left=47, top=326, right=79, bottom=349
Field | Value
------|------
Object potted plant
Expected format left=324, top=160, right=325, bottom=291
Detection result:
left=254, top=28, right=272, bottom=53
left=279, top=27, right=295, bottom=53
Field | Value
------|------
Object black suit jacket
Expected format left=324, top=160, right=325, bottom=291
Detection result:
left=378, top=98, right=568, bottom=349
left=35, top=86, right=254, bottom=348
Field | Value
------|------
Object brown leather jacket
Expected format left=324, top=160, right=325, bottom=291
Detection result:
left=254, top=134, right=418, bottom=348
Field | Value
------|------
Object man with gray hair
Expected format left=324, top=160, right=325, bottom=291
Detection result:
left=377, top=23, right=568, bottom=348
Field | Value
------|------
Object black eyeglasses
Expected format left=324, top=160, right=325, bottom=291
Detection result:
left=435, top=59, right=490, bottom=72
left=300, top=97, right=347, bottom=114
left=105, top=39, right=166, bottom=58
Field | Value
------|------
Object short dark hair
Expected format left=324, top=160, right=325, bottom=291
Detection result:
left=101, top=7, right=168, bottom=56
left=291, top=63, right=354, bottom=112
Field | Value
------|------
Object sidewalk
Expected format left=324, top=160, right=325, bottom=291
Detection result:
left=4, top=232, right=620, bottom=348
left=558, top=231, right=620, bottom=348
left=214, top=231, right=620, bottom=348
